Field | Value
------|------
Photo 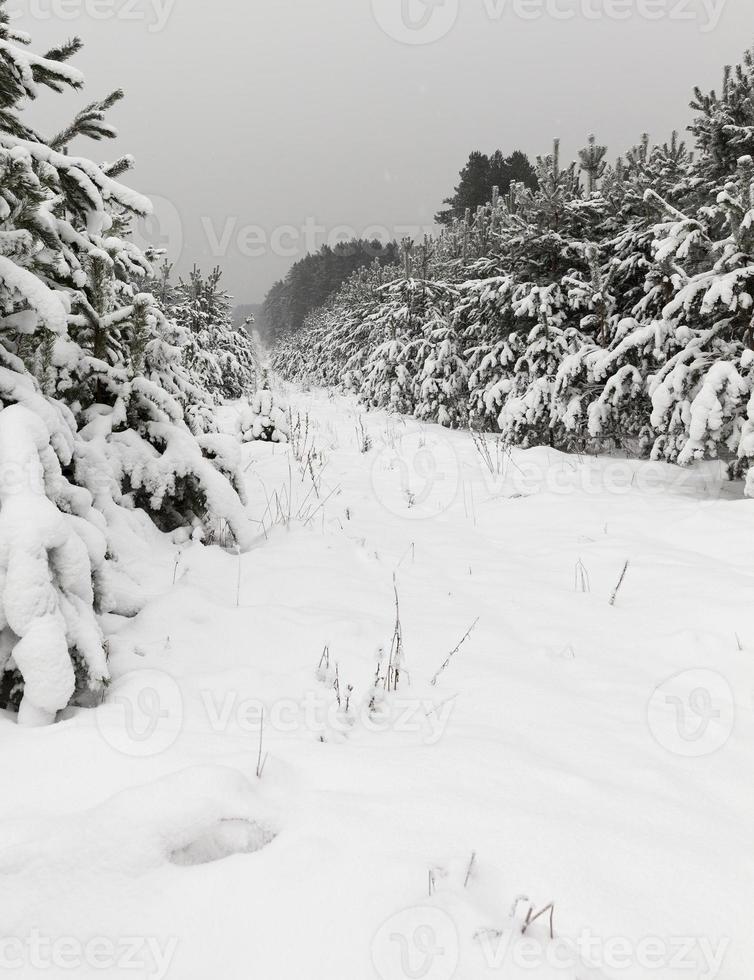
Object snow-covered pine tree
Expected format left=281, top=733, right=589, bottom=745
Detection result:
left=647, top=154, right=754, bottom=475
left=494, top=142, right=597, bottom=446
left=497, top=282, right=576, bottom=446
left=461, top=277, right=518, bottom=430
left=414, top=301, right=467, bottom=427
left=0, top=7, right=255, bottom=721
left=270, top=258, right=398, bottom=394
left=620, top=54, right=754, bottom=484
left=361, top=242, right=427, bottom=414
left=690, top=55, right=754, bottom=186
left=173, top=266, right=257, bottom=402
left=239, top=369, right=289, bottom=444
left=579, top=134, right=696, bottom=451
left=579, top=135, right=608, bottom=196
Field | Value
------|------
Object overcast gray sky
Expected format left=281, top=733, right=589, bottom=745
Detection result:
left=14, top=0, right=751, bottom=303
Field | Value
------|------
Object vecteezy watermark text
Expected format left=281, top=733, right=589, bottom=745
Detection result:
left=97, top=671, right=457, bottom=758
left=7, top=0, right=176, bottom=32
left=199, top=216, right=434, bottom=260
left=0, top=931, right=177, bottom=979
left=372, top=904, right=731, bottom=979
left=371, top=0, right=728, bottom=45
left=481, top=0, right=726, bottom=31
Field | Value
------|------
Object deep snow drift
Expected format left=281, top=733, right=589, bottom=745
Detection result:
left=0, top=387, right=751, bottom=980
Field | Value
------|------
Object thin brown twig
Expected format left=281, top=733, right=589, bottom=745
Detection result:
left=431, top=618, right=480, bottom=686
left=522, top=903, right=555, bottom=940
left=609, top=560, right=630, bottom=607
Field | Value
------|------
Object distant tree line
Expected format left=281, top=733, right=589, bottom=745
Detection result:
left=258, top=150, right=536, bottom=340
left=259, top=240, right=400, bottom=341
left=271, top=47, right=754, bottom=497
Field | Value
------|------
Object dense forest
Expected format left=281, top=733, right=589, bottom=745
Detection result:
left=259, top=240, right=400, bottom=341
left=271, top=56, right=754, bottom=495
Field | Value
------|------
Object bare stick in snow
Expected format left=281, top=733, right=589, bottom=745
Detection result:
left=385, top=575, right=405, bottom=692
left=522, top=902, right=555, bottom=940
left=509, top=895, right=530, bottom=920
left=464, top=852, right=477, bottom=888
left=431, top=618, right=480, bottom=686
left=256, top=708, right=269, bottom=779
left=334, top=663, right=341, bottom=707
left=609, top=561, right=630, bottom=606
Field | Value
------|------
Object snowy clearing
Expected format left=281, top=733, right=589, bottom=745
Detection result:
left=1, top=387, right=752, bottom=980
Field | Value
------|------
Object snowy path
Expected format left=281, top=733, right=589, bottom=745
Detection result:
left=0, top=387, right=752, bottom=980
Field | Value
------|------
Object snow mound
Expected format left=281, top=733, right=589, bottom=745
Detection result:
left=169, top=818, right=276, bottom=867
left=0, top=766, right=276, bottom=879
left=239, top=375, right=289, bottom=444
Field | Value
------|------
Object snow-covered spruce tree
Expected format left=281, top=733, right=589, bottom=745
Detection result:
left=0, top=9, right=254, bottom=721
left=617, top=55, right=754, bottom=485
left=330, top=261, right=395, bottom=392
left=361, top=242, right=429, bottom=414
left=576, top=134, right=696, bottom=452
left=361, top=305, right=418, bottom=414
left=0, top=395, right=109, bottom=726
left=495, top=283, right=576, bottom=447
left=414, top=304, right=467, bottom=427
left=269, top=259, right=396, bottom=394
left=490, top=143, right=597, bottom=447
left=455, top=190, right=529, bottom=430
left=461, top=277, right=519, bottom=430
left=646, top=154, right=754, bottom=478
left=0, top=19, right=116, bottom=721
left=173, top=266, right=257, bottom=402
left=238, top=369, right=289, bottom=444
left=689, top=56, right=754, bottom=188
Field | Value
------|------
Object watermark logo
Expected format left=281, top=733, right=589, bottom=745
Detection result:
left=372, top=0, right=459, bottom=44
left=96, top=669, right=184, bottom=757
left=371, top=430, right=460, bottom=520
left=647, top=669, right=735, bottom=757
left=372, top=906, right=459, bottom=980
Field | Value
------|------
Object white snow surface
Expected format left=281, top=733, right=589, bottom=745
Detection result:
left=0, top=387, right=752, bottom=979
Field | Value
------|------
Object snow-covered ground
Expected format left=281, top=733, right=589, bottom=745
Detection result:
left=1, top=387, right=752, bottom=980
